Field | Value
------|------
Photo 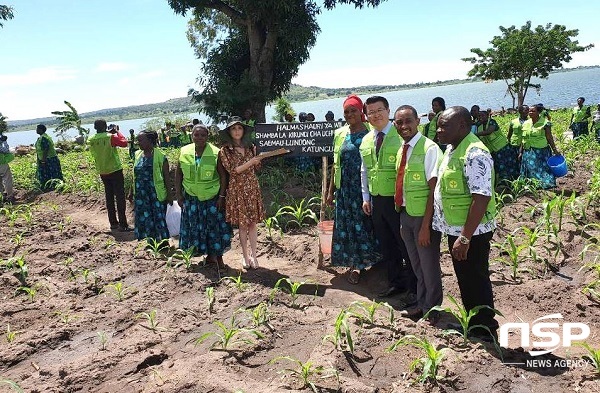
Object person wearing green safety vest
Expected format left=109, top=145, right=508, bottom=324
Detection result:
left=0, top=133, right=15, bottom=204
left=569, top=97, right=592, bottom=139
left=434, top=106, right=499, bottom=343
left=88, top=119, right=130, bottom=231
left=35, top=124, right=63, bottom=191
left=507, top=105, right=529, bottom=149
left=423, top=97, right=446, bottom=151
left=393, top=105, right=443, bottom=321
left=175, top=124, right=232, bottom=268
left=325, top=95, right=380, bottom=285
left=519, top=105, right=560, bottom=189
left=131, top=130, right=173, bottom=242
left=360, top=95, right=416, bottom=299
left=475, top=110, right=519, bottom=183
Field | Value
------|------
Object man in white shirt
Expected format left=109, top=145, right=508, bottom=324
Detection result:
left=360, top=96, right=416, bottom=299
left=393, top=105, right=443, bottom=320
left=434, top=106, right=499, bottom=342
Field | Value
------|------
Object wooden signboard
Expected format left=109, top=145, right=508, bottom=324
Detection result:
left=254, top=121, right=344, bottom=157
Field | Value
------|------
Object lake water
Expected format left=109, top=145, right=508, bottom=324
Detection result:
left=7, top=67, right=600, bottom=146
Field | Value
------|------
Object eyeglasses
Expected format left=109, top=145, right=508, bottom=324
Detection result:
left=367, top=108, right=387, bottom=117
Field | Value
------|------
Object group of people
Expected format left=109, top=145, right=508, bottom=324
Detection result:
left=325, top=93, right=582, bottom=342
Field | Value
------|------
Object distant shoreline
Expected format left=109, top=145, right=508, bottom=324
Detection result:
left=6, top=65, right=598, bottom=132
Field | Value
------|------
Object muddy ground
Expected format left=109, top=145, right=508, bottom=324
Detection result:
left=1, top=157, right=600, bottom=393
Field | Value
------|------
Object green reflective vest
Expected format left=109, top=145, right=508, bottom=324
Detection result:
left=397, top=136, right=441, bottom=217
left=332, top=126, right=349, bottom=189
left=573, top=105, right=590, bottom=123
left=522, top=118, right=549, bottom=149
left=423, top=112, right=439, bottom=140
left=477, top=120, right=508, bottom=153
left=179, top=143, right=220, bottom=201
left=439, top=133, right=496, bottom=226
left=35, top=133, right=57, bottom=161
left=88, top=132, right=122, bottom=175
left=134, top=149, right=168, bottom=202
left=509, top=117, right=525, bottom=147
left=359, top=127, right=401, bottom=196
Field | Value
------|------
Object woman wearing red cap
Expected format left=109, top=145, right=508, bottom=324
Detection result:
left=326, top=95, right=380, bottom=284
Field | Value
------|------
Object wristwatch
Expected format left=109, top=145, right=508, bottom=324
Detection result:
left=458, top=235, right=470, bottom=245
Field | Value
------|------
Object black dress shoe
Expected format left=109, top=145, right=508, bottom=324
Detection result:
left=378, top=286, right=403, bottom=298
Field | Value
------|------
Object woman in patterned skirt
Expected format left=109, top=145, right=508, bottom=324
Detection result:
left=35, top=124, right=63, bottom=190
left=326, top=95, right=380, bottom=284
left=176, top=125, right=232, bottom=266
left=519, top=105, right=560, bottom=189
left=131, top=130, right=172, bottom=242
left=219, top=116, right=265, bottom=269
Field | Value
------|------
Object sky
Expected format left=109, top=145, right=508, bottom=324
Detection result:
left=1, top=0, right=599, bottom=121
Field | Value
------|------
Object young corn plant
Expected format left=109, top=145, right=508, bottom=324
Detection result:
left=220, top=274, right=247, bottom=292
left=582, top=279, right=600, bottom=301
left=270, top=278, right=314, bottom=308
left=169, top=247, right=196, bottom=269
left=54, top=310, right=80, bottom=324
left=191, top=314, right=264, bottom=351
left=387, top=335, right=448, bottom=384
left=575, top=342, right=600, bottom=375
left=263, top=216, right=283, bottom=241
left=13, top=256, right=28, bottom=284
left=323, top=309, right=355, bottom=354
left=276, top=196, right=319, bottom=230
left=145, top=238, right=169, bottom=259
left=97, top=331, right=109, bottom=351
left=9, top=232, right=25, bottom=247
left=520, top=226, right=543, bottom=265
left=206, top=286, right=216, bottom=314
left=493, top=233, right=527, bottom=281
left=136, top=309, right=164, bottom=332
left=247, top=302, right=272, bottom=329
left=16, top=284, right=40, bottom=302
left=103, top=282, right=135, bottom=302
left=347, top=300, right=395, bottom=327
left=269, top=356, right=339, bottom=393
left=424, top=295, right=503, bottom=345
left=5, top=324, right=18, bottom=343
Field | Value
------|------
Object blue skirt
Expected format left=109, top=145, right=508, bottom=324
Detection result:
left=492, top=145, right=519, bottom=184
left=179, top=193, right=232, bottom=256
left=520, top=146, right=556, bottom=189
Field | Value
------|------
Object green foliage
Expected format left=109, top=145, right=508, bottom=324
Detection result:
left=463, top=21, right=593, bottom=107
left=272, top=98, right=296, bottom=122
left=206, top=286, right=215, bottom=313
left=492, top=232, right=528, bottom=281
left=270, top=278, right=313, bottom=308
left=103, top=282, right=135, bottom=302
left=5, top=324, right=17, bottom=343
left=51, top=101, right=90, bottom=142
left=136, top=310, right=163, bottom=332
left=220, top=274, right=248, bottom=292
left=145, top=238, right=169, bottom=259
left=323, top=309, right=355, bottom=353
left=387, top=335, right=448, bottom=384
left=192, top=313, right=264, bottom=350
left=0, top=112, right=8, bottom=133
left=575, top=342, right=600, bottom=375
left=97, top=331, right=109, bottom=350
left=269, top=356, right=339, bottom=392
left=276, top=196, right=319, bottom=230
left=347, top=300, right=394, bottom=326
left=424, top=295, right=503, bottom=344
left=0, top=5, right=14, bottom=28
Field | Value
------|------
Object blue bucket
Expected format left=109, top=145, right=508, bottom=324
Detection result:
left=547, top=155, right=568, bottom=177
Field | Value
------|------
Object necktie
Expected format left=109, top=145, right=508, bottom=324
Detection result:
left=375, top=131, right=384, bottom=156
left=394, top=143, right=410, bottom=208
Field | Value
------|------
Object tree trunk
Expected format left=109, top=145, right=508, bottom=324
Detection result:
left=246, top=21, right=277, bottom=123
left=517, top=91, right=525, bottom=108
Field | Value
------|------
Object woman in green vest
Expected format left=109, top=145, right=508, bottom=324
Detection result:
left=326, top=95, right=380, bottom=284
left=175, top=124, right=232, bottom=266
left=475, top=111, right=519, bottom=183
left=519, top=105, right=560, bottom=189
left=132, top=130, right=172, bottom=242
left=35, top=124, right=63, bottom=190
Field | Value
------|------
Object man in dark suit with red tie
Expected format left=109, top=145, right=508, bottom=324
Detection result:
left=359, top=96, right=416, bottom=300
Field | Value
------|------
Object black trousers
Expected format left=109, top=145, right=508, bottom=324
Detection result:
left=371, top=195, right=416, bottom=293
left=100, top=169, right=128, bottom=228
left=448, top=232, right=499, bottom=332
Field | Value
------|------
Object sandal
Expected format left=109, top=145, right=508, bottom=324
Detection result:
left=347, top=269, right=360, bottom=285
left=241, top=257, right=251, bottom=269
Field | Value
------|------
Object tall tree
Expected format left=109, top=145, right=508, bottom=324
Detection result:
left=0, top=5, right=14, bottom=28
left=462, top=21, right=593, bottom=108
left=168, top=0, right=385, bottom=122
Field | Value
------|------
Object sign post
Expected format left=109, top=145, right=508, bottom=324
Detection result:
left=255, top=121, right=341, bottom=267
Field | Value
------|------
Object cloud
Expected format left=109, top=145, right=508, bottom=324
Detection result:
left=94, top=62, right=133, bottom=72
left=0, top=67, right=77, bottom=87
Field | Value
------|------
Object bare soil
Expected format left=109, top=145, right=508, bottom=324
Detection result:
left=2, top=159, right=600, bottom=392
